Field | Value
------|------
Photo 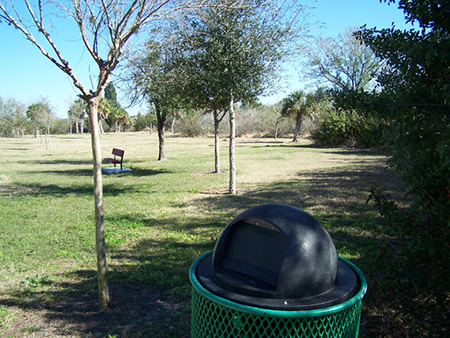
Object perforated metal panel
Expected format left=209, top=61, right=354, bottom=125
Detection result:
left=191, top=290, right=362, bottom=338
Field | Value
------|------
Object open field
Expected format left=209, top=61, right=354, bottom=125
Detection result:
left=0, top=132, right=417, bottom=337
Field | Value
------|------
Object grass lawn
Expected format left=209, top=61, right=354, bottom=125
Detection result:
left=0, top=132, right=423, bottom=337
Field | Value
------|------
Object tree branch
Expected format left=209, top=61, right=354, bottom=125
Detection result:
left=0, top=1, right=89, bottom=97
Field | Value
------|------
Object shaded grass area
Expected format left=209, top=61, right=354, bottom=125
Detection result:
left=0, top=133, right=438, bottom=337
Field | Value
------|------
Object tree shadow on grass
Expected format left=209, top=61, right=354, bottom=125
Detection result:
left=3, top=168, right=172, bottom=198
left=254, top=143, right=387, bottom=155
left=0, top=163, right=416, bottom=338
left=0, top=271, right=191, bottom=337
left=21, top=159, right=94, bottom=166
left=0, top=230, right=214, bottom=338
left=23, top=167, right=171, bottom=178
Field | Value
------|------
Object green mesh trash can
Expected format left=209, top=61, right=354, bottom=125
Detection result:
left=189, top=204, right=367, bottom=338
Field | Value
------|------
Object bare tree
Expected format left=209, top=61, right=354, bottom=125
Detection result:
left=301, top=27, right=382, bottom=91
left=28, top=98, right=56, bottom=153
left=0, top=0, right=201, bottom=310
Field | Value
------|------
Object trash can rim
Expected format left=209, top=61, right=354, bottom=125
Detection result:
left=189, top=250, right=367, bottom=319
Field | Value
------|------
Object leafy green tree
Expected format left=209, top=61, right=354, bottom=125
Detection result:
left=133, top=112, right=155, bottom=132
left=339, top=0, right=449, bottom=331
left=108, top=107, right=131, bottom=132
left=104, top=83, right=130, bottom=132
left=280, top=91, right=308, bottom=142
left=104, top=82, right=118, bottom=103
left=181, top=0, right=307, bottom=193
left=127, top=36, right=187, bottom=160
left=280, top=89, right=332, bottom=142
left=27, top=101, right=47, bottom=138
left=0, top=97, right=27, bottom=137
left=97, top=99, right=111, bottom=134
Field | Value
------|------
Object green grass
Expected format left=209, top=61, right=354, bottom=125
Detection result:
left=0, top=132, right=426, bottom=337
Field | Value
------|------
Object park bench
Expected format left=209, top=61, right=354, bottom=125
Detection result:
left=104, top=148, right=124, bottom=170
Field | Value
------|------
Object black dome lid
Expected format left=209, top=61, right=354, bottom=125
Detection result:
left=196, top=204, right=359, bottom=310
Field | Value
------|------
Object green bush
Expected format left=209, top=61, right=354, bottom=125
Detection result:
left=313, top=110, right=350, bottom=145
left=313, top=109, right=384, bottom=147
left=368, top=119, right=450, bottom=333
left=133, top=113, right=154, bottom=132
left=175, top=111, right=211, bottom=137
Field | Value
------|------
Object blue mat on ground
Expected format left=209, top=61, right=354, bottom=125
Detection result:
left=102, top=167, right=133, bottom=174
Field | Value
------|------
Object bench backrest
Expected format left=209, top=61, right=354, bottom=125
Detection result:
left=112, top=148, right=124, bottom=158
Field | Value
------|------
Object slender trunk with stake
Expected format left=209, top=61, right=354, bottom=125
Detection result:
left=229, top=91, right=236, bottom=194
left=46, top=127, right=52, bottom=154
left=214, top=109, right=221, bottom=173
left=87, top=97, right=110, bottom=309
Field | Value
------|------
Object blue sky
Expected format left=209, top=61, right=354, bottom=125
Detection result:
left=0, top=0, right=413, bottom=118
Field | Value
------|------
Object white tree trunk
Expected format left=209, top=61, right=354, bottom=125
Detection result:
left=214, top=110, right=221, bottom=174
left=47, top=127, right=52, bottom=154
left=229, top=93, right=236, bottom=195
left=99, top=119, right=104, bottom=134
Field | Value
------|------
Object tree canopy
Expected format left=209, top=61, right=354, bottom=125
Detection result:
left=335, top=0, right=450, bottom=328
left=178, top=0, right=309, bottom=192
left=126, top=33, right=188, bottom=160
left=302, top=27, right=382, bottom=91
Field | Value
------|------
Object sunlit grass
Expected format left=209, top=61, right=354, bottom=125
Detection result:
left=0, top=132, right=406, bottom=337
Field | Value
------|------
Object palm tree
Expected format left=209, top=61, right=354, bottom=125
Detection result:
left=280, top=91, right=308, bottom=142
left=97, top=99, right=111, bottom=133
left=68, top=99, right=86, bottom=134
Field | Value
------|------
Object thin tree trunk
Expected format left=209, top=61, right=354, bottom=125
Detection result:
left=170, top=115, right=176, bottom=132
left=229, top=92, right=236, bottom=195
left=47, top=127, right=52, bottom=154
left=88, top=97, right=110, bottom=310
left=158, top=124, right=165, bottom=160
left=99, top=118, right=104, bottom=134
left=45, top=131, right=49, bottom=151
left=156, top=105, right=166, bottom=161
left=214, top=109, right=221, bottom=174
left=293, top=112, right=302, bottom=142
